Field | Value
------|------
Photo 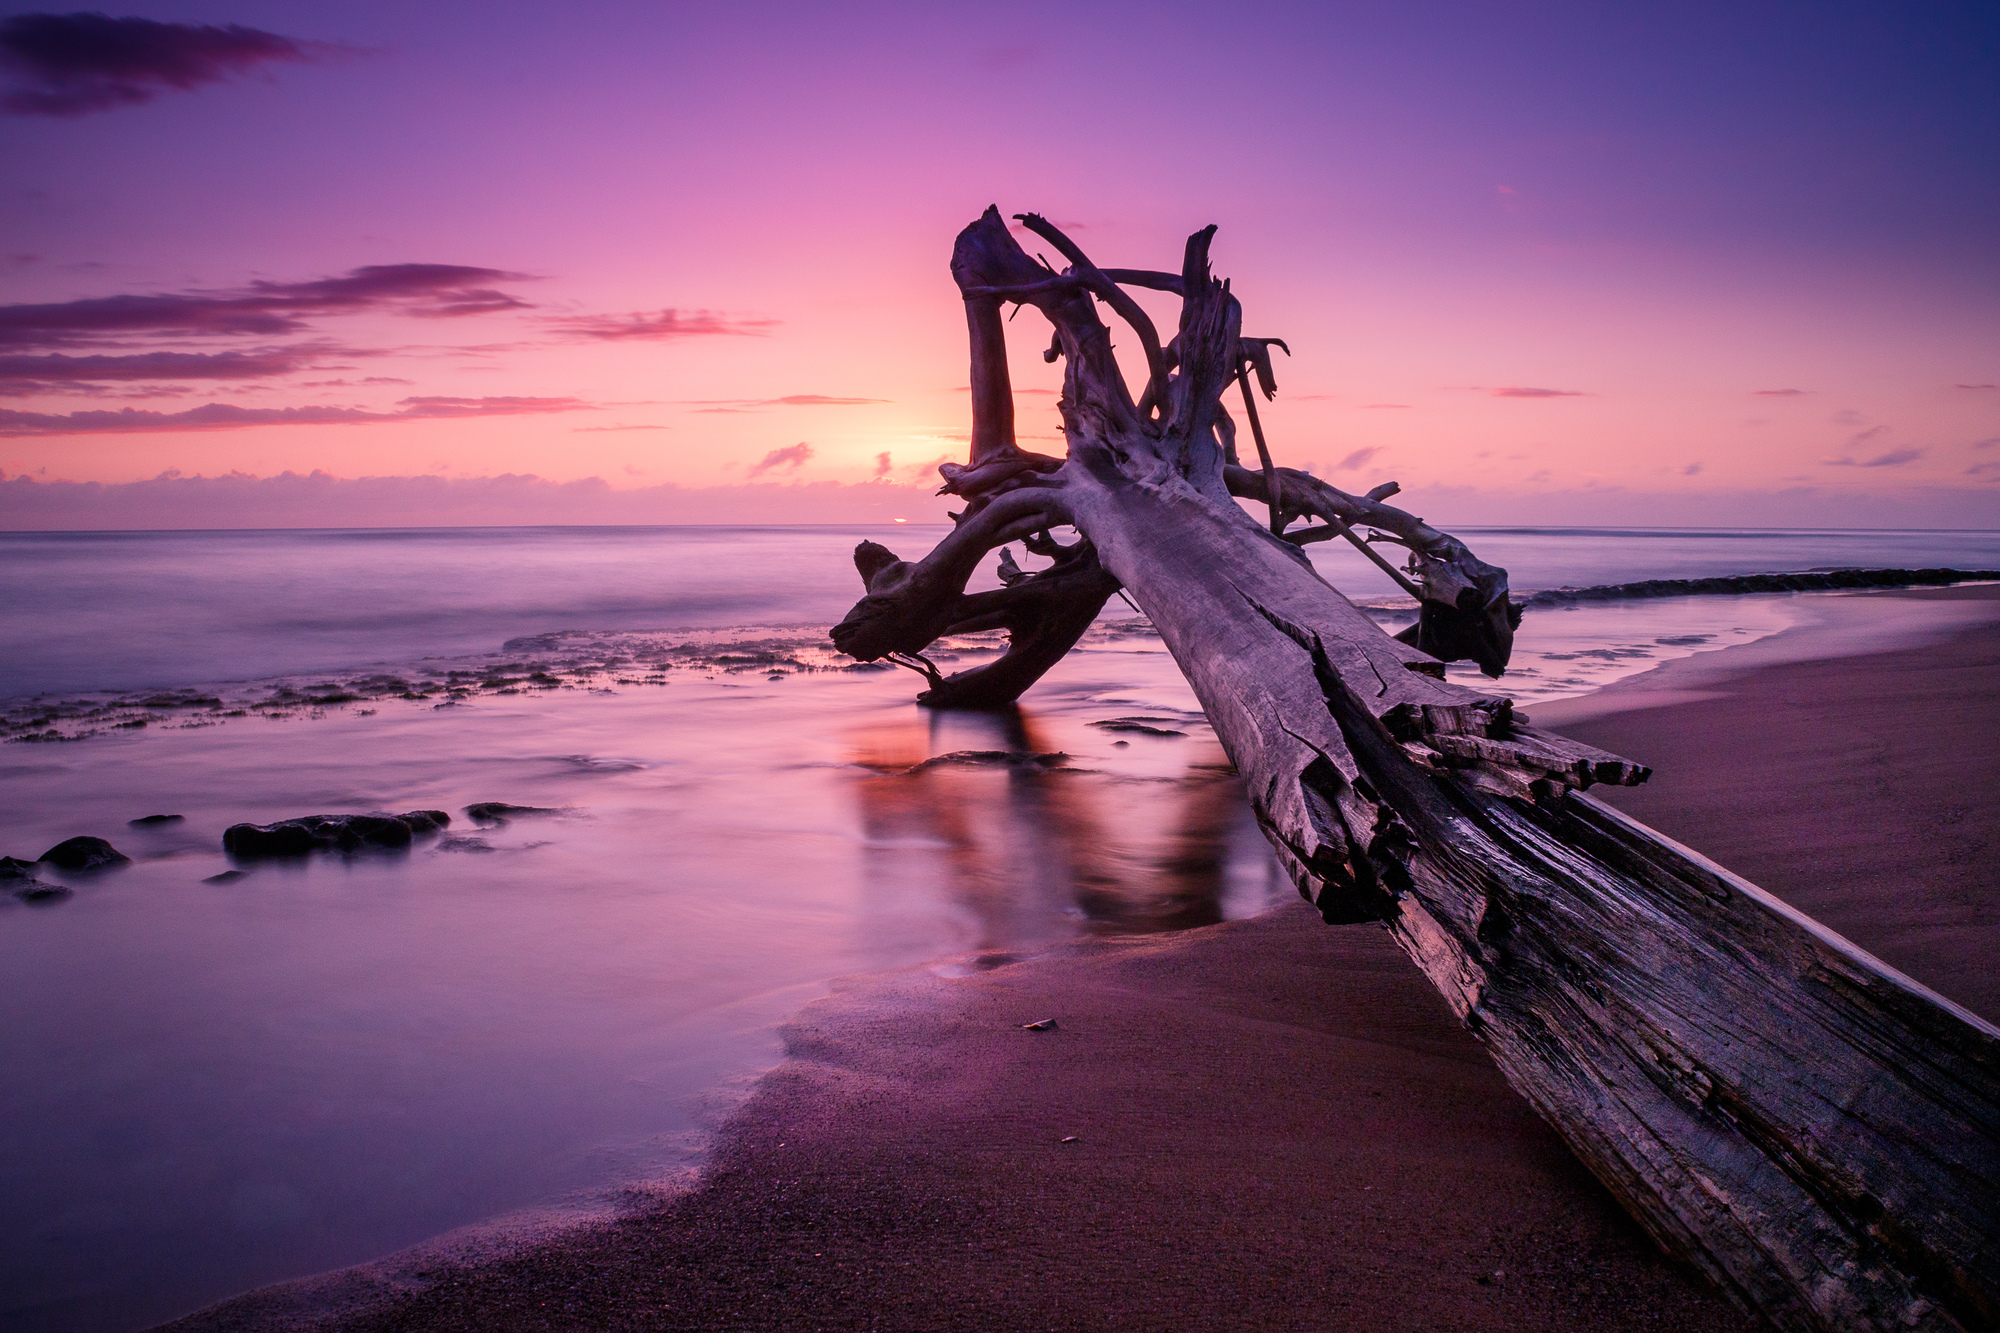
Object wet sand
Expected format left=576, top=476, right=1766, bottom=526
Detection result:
left=163, top=586, right=2000, bottom=1333
left=1538, top=584, right=2000, bottom=1023
left=162, top=910, right=1743, bottom=1333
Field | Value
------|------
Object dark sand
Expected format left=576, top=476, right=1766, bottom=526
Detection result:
left=1543, top=585, right=2000, bottom=1024
left=165, top=587, right=2000, bottom=1333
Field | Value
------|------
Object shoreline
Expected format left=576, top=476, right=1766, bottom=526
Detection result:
left=1543, top=583, right=2000, bottom=1023
left=162, top=912, right=1745, bottom=1333
left=1526, top=583, right=2000, bottom=727
left=157, top=586, right=2000, bottom=1332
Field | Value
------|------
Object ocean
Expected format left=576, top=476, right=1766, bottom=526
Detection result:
left=3, top=523, right=1997, bottom=1333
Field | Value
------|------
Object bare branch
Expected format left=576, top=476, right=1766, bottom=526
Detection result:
left=1236, top=367, right=1282, bottom=534
left=1239, top=337, right=1290, bottom=400
left=1226, top=463, right=1517, bottom=675
left=1100, top=268, right=1185, bottom=295
left=919, top=549, right=1119, bottom=709
left=961, top=295, right=1019, bottom=464
left=1213, top=399, right=1241, bottom=466
left=958, top=275, right=1085, bottom=302
left=953, top=209, right=1138, bottom=439
left=1016, top=213, right=1171, bottom=422
left=1157, top=227, right=1242, bottom=473
left=832, top=487, right=1071, bottom=664
left=935, top=451, right=1065, bottom=500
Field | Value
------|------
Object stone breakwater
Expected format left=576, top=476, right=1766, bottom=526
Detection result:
left=1521, top=567, right=2000, bottom=607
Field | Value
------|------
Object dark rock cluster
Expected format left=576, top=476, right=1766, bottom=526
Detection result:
left=222, top=810, right=452, bottom=858
left=465, top=802, right=561, bottom=823
left=9, top=800, right=563, bottom=902
left=39, top=836, right=131, bottom=870
left=1, top=855, right=67, bottom=901
left=3, top=836, right=130, bottom=902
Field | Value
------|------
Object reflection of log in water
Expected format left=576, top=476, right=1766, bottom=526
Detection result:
left=849, top=710, right=1267, bottom=944
left=1136, top=759, right=1248, bottom=930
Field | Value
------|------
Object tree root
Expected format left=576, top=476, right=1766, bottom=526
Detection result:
left=1224, top=463, right=1518, bottom=676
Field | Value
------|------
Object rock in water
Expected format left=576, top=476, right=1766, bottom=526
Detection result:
left=9, top=879, right=72, bottom=903
left=399, top=809, right=452, bottom=835
left=465, top=802, right=562, bottom=824
left=0, top=856, right=38, bottom=879
left=128, top=814, right=185, bottom=826
left=37, top=836, right=131, bottom=871
left=221, top=810, right=452, bottom=858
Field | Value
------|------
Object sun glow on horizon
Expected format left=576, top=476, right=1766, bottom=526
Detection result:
left=0, top=4, right=1992, bottom=528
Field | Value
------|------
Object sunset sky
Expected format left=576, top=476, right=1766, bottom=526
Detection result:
left=2, top=1, right=1995, bottom=527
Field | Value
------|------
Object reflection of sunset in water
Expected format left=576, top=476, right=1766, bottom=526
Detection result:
left=0, top=624, right=1280, bottom=1328
left=849, top=705, right=1279, bottom=947
left=0, top=584, right=1929, bottom=1329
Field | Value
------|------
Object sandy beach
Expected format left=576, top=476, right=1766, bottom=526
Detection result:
left=1538, top=585, right=2000, bottom=1023
left=160, top=585, right=2000, bottom=1333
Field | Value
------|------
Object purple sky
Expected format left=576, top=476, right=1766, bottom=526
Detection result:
left=2, top=2, right=1995, bottom=527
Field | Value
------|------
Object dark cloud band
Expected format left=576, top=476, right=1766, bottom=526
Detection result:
left=0, top=12, right=334, bottom=116
left=545, top=309, right=777, bottom=341
left=0, top=265, right=534, bottom=348
left=0, top=347, right=346, bottom=384
left=0, top=395, right=592, bottom=436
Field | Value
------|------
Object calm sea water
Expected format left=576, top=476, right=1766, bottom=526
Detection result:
left=2, top=524, right=1997, bottom=1333
left=5, top=523, right=1998, bottom=698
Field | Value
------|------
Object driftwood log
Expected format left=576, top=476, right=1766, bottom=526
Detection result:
left=831, top=207, right=2000, bottom=1332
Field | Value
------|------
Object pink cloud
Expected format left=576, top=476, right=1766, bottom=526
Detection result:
left=746, top=441, right=813, bottom=477
left=681, top=394, right=887, bottom=411
left=1823, top=446, right=1923, bottom=468
left=546, top=309, right=776, bottom=341
left=0, top=395, right=593, bottom=436
left=0, top=265, right=534, bottom=348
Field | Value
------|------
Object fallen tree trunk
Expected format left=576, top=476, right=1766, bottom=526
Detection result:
left=832, top=207, right=2000, bottom=1331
